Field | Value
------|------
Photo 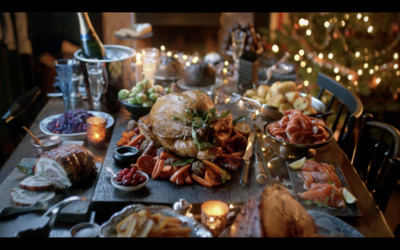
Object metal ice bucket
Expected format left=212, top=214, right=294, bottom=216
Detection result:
left=74, top=45, right=136, bottom=113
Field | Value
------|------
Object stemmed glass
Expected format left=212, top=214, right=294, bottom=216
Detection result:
left=55, top=59, right=76, bottom=112
left=86, top=62, right=106, bottom=110
left=231, top=29, right=246, bottom=74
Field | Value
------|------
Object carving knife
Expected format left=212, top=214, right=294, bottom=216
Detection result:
left=240, top=131, right=256, bottom=186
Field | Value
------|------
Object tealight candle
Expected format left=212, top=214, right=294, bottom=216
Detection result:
left=86, top=116, right=106, bottom=148
left=135, top=53, right=143, bottom=82
left=201, top=200, right=229, bottom=236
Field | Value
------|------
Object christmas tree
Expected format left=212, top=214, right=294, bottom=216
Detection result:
left=261, top=12, right=399, bottom=119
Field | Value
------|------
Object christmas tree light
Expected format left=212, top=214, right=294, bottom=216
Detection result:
left=261, top=12, right=400, bottom=114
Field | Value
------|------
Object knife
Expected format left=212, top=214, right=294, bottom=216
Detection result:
left=240, top=131, right=256, bottom=186
left=254, top=134, right=268, bottom=185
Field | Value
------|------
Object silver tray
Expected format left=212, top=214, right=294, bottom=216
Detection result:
left=99, top=204, right=212, bottom=237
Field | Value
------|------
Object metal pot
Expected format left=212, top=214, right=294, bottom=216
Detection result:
left=74, top=45, right=136, bottom=113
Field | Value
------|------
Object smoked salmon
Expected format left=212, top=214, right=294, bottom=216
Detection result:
left=299, top=183, right=346, bottom=208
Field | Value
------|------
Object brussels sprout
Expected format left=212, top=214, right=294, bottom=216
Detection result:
left=127, top=97, right=138, bottom=105
left=148, top=87, right=156, bottom=94
left=153, top=84, right=164, bottom=93
left=149, top=92, right=159, bottom=102
left=142, top=78, right=152, bottom=90
left=135, top=92, right=148, bottom=104
left=129, top=87, right=140, bottom=97
left=142, top=100, right=154, bottom=107
left=136, top=81, right=145, bottom=91
left=118, top=89, right=130, bottom=99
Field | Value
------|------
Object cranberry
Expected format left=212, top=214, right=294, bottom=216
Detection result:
left=122, top=168, right=130, bottom=175
left=139, top=175, right=147, bottom=183
left=130, top=179, right=139, bottom=186
left=130, top=167, right=137, bottom=174
left=125, top=172, right=133, bottom=179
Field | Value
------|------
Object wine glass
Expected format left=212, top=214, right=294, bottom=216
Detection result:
left=55, top=59, right=76, bottom=112
left=86, top=62, right=106, bottom=110
left=230, top=29, right=246, bottom=74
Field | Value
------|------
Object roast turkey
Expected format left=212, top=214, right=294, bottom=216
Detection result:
left=139, top=90, right=234, bottom=159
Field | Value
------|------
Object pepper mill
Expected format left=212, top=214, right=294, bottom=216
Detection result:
left=69, top=73, right=82, bottom=110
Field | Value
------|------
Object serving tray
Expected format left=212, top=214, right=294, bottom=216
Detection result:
left=286, top=159, right=362, bottom=217
left=91, top=104, right=271, bottom=215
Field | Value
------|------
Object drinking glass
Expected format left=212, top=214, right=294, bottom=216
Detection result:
left=231, top=29, right=246, bottom=72
left=142, top=47, right=160, bottom=85
left=55, top=59, right=76, bottom=112
left=86, top=62, right=106, bottom=110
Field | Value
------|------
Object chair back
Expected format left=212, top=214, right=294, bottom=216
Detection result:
left=352, top=113, right=400, bottom=213
left=1, top=86, right=43, bottom=166
left=316, top=73, right=363, bottom=158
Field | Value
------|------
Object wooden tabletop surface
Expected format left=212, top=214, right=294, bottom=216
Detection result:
left=0, top=98, right=394, bottom=237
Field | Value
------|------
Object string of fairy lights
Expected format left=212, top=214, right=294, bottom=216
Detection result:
left=270, top=13, right=399, bottom=95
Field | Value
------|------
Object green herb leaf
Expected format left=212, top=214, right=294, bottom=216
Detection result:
left=171, top=157, right=195, bottom=167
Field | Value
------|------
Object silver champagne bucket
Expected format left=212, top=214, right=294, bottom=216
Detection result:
left=74, top=45, right=136, bottom=113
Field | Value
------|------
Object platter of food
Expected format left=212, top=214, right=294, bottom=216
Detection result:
left=91, top=90, right=269, bottom=209
left=286, top=157, right=362, bottom=217
left=39, top=109, right=114, bottom=141
left=243, top=81, right=326, bottom=120
left=99, top=204, right=212, bottom=237
left=220, top=184, right=363, bottom=238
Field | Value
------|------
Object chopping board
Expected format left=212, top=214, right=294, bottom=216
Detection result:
left=0, top=161, right=102, bottom=223
left=91, top=103, right=272, bottom=214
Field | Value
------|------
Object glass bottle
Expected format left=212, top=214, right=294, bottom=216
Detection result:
left=76, top=12, right=106, bottom=59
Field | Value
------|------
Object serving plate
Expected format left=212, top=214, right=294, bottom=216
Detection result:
left=308, top=210, right=363, bottom=237
left=39, top=111, right=114, bottom=141
left=286, top=159, right=362, bottom=217
left=99, top=204, right=212, bottom=237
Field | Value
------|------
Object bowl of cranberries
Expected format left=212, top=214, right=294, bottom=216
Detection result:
left=111, top=166, right=149, bottom=191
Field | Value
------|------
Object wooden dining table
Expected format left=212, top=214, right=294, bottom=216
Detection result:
left=0, top=96, right=394, bottom=238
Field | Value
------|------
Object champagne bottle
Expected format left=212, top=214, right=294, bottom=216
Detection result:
left=77, top=12, right=106, bottom=59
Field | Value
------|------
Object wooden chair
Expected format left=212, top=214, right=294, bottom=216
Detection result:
left=0, top=86, right=43, bottom=166
left=351, top=113, right=400, bottom=214
left=316, top=73, right=364, bottom=159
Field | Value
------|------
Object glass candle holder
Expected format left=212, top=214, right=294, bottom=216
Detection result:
left=201, top=200, right=229, bottom=237
left=86, top=116, right=106, bottom=148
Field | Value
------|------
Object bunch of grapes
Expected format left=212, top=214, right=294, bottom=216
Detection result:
left=46, top=109, right=94, bottom=134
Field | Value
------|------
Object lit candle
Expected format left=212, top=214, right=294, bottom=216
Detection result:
left=86, top=116, right=106, bottom=148
left=201, top=200, right=229, bottom=236
left=135, top=53, right=143, bottom=82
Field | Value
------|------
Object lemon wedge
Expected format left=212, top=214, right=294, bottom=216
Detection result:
left=342, top=187, right=357, bottom=204
left=235, top=122, right=251, bottom=136
left=288, top=157, right=306, bottom=170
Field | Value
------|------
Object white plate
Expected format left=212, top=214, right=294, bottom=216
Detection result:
left=39, top=111, right=114, bottom=141
left=110, top=172, right=149, bottom=192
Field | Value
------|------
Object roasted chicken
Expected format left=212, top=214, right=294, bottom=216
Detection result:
left=138, top=90, right=234, bottom=159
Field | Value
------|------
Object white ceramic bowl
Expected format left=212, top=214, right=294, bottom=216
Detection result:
left=110, top=171, right=149, bottom=192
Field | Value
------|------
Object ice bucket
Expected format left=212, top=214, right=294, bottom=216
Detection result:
left=74, top=45, right=136, bottom=113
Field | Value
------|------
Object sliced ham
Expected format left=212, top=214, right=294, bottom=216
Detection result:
left=11, top=144, right=97, bottom=206
left=34, top=144, right=97, bottom=189
left=19, top=175, right=54, bottom=192
left=10, top=187, right=55, bottom=206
